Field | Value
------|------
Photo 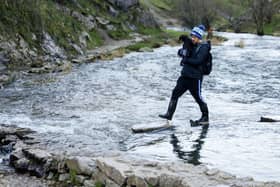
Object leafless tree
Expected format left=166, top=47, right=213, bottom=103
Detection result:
left=245, top=0, right=278, bottom=35
left=174, top=0, right=216, bottom=30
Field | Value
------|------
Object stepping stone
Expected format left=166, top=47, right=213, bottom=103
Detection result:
left=260, top=116, right=280, bottom=122
left=131, top=121, right=174, bottom=133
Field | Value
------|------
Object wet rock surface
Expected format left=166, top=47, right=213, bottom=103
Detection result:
left=95, top=155, right=280, bottom=187
left=1, top=124, right=280, bottom=187
left=260, top=116, right=280, bottom=122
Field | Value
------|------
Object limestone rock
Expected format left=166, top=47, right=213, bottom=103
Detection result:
left=76, top=175, right=87, bottom=184
left=96, top=157, right=130, bottom=186
left=84, top=180, right=96, bottom=187
left=109, top=5, right=119, bottom=17
left=0, top=74, right=15, bottom=88
left=127, top=175, right=148, bottom=187
left=9, top=149, right=24, bottom=164
left=14, top=158, right=30, bottom=171
left=79, top=31, right=91, bottom=48
left=55, top=60, right=72, bottom=73
left=0, top=125, right=34, bottom=140
left=71, top=11, right=96, bottom=30
left=59, top=173, right=70, bottom=182
left=108, top=0, right=139, bottom=10
left=42, top=33, right=66, bottom=59
left=159, top=174, right=184, bottom=187
left=66, top=156, right=97, bottom=176
left=106, top=178, right=120, bottom=187
left=22, top=148, right=52, bottom=163
left=0, top=75, right=9, bottom=84
left=96, top=17, right=110, bottom=25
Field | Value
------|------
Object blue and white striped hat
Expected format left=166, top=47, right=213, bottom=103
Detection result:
left=191, top=24, right=205, bottom=40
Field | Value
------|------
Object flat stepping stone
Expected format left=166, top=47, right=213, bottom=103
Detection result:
left=260, top=116, right=280, bottom=122
left=131, top=121, right=174, bottom=133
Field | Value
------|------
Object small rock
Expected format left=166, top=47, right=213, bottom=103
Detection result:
left=72, top=58, right=85, bottom=64
left=217, top=171, right=235, bottom=180
left=14, top=127, right=35, bottom=139
left=109, top=5, right=119, bottom=17
left=22, top=148, right=52, bottom=163
left=76, top=175, right=87, bottom=184
left=59, top=173, right=70, bottom=182
left=96, top=158, right=128, bottom=186
left=55, top=61, right=72, bottom=73
left=0, top=75, right=10, bottom=83
left=10, top=149, right=25, bottom=163
left=106, top=178, right=120, bottom=187
left=1, top=135, right=18, bottom=145
left=84, top=179, right=96, bottom=187
left=108, top=0, right=139, bottom=10
left=14, top=158, right=30, bottom=171
left=158, top=174, right=184, bottom=187
left=145, top=176, right=158, bottom=187
left=205, top=168, right=220, bottom=176
left=47, top=172, right=54, bottom=180
left=96, top=17, right=110, bottom=25
left=260, top=116, right=280, bottom=122
left=127, top=175, right=148, bottom=187
left=79, top=31, right=91, bottom=48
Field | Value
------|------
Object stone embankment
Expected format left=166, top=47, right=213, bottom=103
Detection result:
left=1, top=124, right=280, bottom=187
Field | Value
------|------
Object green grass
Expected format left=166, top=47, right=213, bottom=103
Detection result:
left=87, top=30, right=103, bottom=49
left=126, top=27, right=170, bottom=51
left=0, top=1, right=43, bottom=48
left=165, top=29, right=189, bottom=39
left=264, top=14, right=280, bottom=35
left=95, top=181, right=105, bottom=187
left=149, top=0, right=172, bottom=11
left=41, top=1, right=91, bottom=54
left=69, top=169, right=78, bottom=185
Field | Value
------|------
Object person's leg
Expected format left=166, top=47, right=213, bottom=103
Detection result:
left=159, top=77, right=188, bottom=120
left=189, top=79, right=209, bottom=125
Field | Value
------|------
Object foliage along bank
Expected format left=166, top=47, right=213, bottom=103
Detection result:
left=0, top=0, right=160, bottom=71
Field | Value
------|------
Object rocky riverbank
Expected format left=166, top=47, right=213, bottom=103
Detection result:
left=1, top=124, right=279, bottom=187
left=0, top=0, right=162, bottom=89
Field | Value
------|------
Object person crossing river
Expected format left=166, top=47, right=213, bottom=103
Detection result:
left=159, top=24, right=210, bottom=126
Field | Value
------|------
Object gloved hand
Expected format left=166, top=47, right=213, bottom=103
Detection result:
left=178, top=48, right=187, bottom=57
left=180, top=57, right=187, bottom=66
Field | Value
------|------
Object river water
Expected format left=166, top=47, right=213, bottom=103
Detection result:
left=0, top=32, right=280, bottom=182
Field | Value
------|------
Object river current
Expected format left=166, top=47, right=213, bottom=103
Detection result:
left=0, top=32, right=280, bottom=182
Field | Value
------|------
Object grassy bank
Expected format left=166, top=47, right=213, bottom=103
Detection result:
left=0, top=0, right=159, bottom=58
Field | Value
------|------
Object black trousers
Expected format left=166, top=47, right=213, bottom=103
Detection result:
left=171, top=76, right=208, bottom=115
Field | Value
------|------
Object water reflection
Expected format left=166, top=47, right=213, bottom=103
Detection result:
left=170, top=125, right=209, bottom=165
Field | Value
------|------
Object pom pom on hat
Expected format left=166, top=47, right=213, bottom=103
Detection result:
left=191, top=24, right=205, bottom=40
left=198, top=24, right=206, bottom=31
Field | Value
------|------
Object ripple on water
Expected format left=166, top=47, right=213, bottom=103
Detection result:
left=0, top=32, right=280, bottom=181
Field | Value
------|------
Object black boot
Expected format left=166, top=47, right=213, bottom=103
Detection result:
left=192, top=113, right=209, bottom=127
left=159, top=99, right=178, bottom=120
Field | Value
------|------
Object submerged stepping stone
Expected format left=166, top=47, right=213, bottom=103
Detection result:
left=131, top=121, right=173, bottom=133
left=260, top=116, right=280, bottom=122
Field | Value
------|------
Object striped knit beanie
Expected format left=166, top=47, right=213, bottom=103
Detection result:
left=190, top=24, right=205, bottom=40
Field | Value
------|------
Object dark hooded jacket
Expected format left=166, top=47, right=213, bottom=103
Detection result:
left=180, top=43, right=210, bottom=79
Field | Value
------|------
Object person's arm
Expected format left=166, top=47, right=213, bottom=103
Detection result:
left=181, top=45, right=209, bottom=66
